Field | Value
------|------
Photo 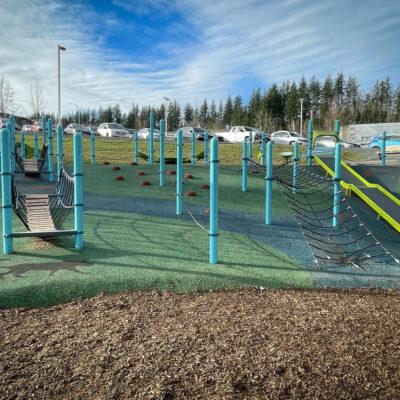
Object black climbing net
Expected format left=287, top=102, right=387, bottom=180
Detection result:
left=11, top=162, right=74, bottom=231
left=248, top=159, right=397, bottom=268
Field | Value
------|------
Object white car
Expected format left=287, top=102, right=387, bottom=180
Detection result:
left=181, top=126, right=215, bottom=141
left=214, top=126, right=260, bottom=143
left=97, top=123, right=130, bottom=138
left=64, top=123, right=90, bottom=135
left=138, top=128, right=160, bottom=140
left=22, top=124, right=33, bottom=132
left=270, top=131, right=308, bottom=146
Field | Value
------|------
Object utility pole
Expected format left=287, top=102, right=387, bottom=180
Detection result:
left=299, top=98, right=304, bottom=137
left=57, top=45, right=66, bottom=124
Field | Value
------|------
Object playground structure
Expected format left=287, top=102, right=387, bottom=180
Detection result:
left=0, top=116, right=84, bottom=254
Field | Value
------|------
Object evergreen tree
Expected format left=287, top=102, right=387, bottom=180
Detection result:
left=223, top=95, right=233, bottom=127
left=247, top=88, right=262, bottom=126
left=217, top=101, right=224, bottom=128
left=285, top=82, right=299, bottom=129
left=334, top=71, right=346, bottom=109
left=199, top=99, right=208, bottom=126
left=309, top=76, right=321, bottom=118
left=232, top=95, right=245, bottom=125
left=209, top=100, right=218, bottom=128
left=394, top=85, right=400, bottom=120
left=183, top=103, right=194, bottom=125
left=264, top=84, right=284, bottom=129
left=168, top=100, right=181, bottom=130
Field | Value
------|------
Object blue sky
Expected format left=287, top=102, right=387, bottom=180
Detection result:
left=0, top=0, right=399, bottom=114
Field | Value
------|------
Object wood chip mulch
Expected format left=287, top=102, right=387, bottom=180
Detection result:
left=1, top=288, right=400, bottom=400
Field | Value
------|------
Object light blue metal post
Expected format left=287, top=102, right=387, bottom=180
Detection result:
left=47, top=118, right=54, bottom=182
left=191, top=131, right=196, bottom=166
left=176, top=129, right=183, bottom=215
left=242, top=139, right=248, bottom=192
left=159, top=119, right=165, bottom=186
left=56, top=124, right=63, bottom=179
left=209, top=137, right=219, bottom=264
left=307, top=119, right=313, bottom=166
left=265, top=141, right=273, bottom=225
left=41, top=115, right=46, bottom=145
left=90, top=128, right=96, bottom=164
left=335, top=119, right=340, bottom=136
left=21, top=129, right=26, bottom=160
left=148, top=111, right=154, bottom=165
left=1, top=127, right=12, bottom=254
left=261, top=131, right=266, bottom=167
left=73, top=132, right=84, bottom=249
left=34, top=130, right=39, bottom=160
left=134, top=130, right=139, bottom=163
left=10, top=115, right=16, bottom=173
left=204, top=131, right=209, bottom=164
left=248, top=130, right=253, bottom=159
left=293, top=141, right=299, bottom=193
left=333, top=143, right=341, bottom=227
left=381, top=131, right=386, bottom=167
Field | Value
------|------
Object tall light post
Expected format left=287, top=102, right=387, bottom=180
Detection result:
left=299, top=98, right=304, bottom=137
left=163, top=96, right=170, bottom=134
left=57, top=45, right=66, bottom=124
left=69, top=102, right=80, bottom=124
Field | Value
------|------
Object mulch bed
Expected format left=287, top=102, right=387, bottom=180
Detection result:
left=1, top=288, right=400, bottom=399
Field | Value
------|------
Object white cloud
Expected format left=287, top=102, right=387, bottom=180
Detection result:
left=0, top=0, right=399, bottom=116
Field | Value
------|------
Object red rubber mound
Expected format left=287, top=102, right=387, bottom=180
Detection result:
left=186, top=191, right=196, bottom=197
left=141, top=180, right=151, bottom=186
left=130, top=161, right=138, bottom=166
left=185, top=174, right=194, bottom=179
left=103, top=161, right=110, bottom=165
left=137, top=171, right=145, bottom=176
left=115, top=176, right=124, bottom=181
left=112, top=166, right=121, bottom=171
left=201, top=184, right=210, bottom=189
left=167, top=170, right=176, bottom=175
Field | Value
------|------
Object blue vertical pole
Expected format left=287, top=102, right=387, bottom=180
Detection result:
left=21, top=129, right=26, bottom=160
left=242, top=139, right=248, bottom=192
left=261, top=131, right=266, bottom=167
left=381, top=131, right=386, bottom=167
left=307, top=119, right=313, bottom=166
left=47, top=118, right=54, bottom=182
left=41, top=115, right=46, bottom=145
left=176, top=129, right=183, bottom=215
left=265, top=141, right=273, bottom=225
left=191, top=131, right=196, bottom=166
left=248, top=130, right=253, bottom=159
left=10, top=115, right=16, bottom=173
left=90, top=128, right=96, bottom=164
left=293, top=141, right=299, bottom=193
left=134, top=130, right=139, bottom=163
left=204, top=131, right=208, bottom=164
left=1, top=127, right=12, bottom=254
left=159, top=119, right=165, bottom=186
left=34, top=130, right=39, bottom=160
left=335, top=119, right=340, bottom=136
left=148, top=111, right=154, bottom=165
left=73, top=132, right=84, bottom=249
left=209, top=137, right=219, bottom=264
left=333, top=143, right=341, bottom=227
left=56, top=124, right=63, bottom=180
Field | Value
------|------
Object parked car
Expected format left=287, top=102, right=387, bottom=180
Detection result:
left=64, top=123, right=90, bottom=135
left=270, top=130, right=308, bottom=146
left=368, top=134, right=400, bottom=154
left=181, top=127, right=215, bottom=141
left=21, top=124, right=33, bottom=132
left=314, top=135, right=361, bottom=149
left=138, top=128, right=160, bottom=140
left=97, top=123, right=130, bottom=138
left=214, top=126, right=260, bottom=143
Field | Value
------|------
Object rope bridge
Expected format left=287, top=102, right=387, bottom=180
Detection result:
left=11, top=164, right=75, bottom=237
left=16, top=143, right=48, bottom=175
left=249, top=159, right=397, bottom=267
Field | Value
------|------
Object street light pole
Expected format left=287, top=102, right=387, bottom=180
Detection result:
left=57, top=45, right=66, bottom=124
left=69, top=103, right=80, bottom=124
left=163, top=97, right=170, bottom=134
left=299, top=98, right=304, bottom=137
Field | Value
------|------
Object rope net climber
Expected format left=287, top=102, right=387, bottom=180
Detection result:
left=11, top=163, right=74, bottom=232
left=15, top=143, right=48, bottom=173
left=249, top=159, right=397, bottom=267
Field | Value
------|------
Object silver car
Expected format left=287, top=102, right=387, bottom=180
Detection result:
left=271, top=130, right=308, bottom=146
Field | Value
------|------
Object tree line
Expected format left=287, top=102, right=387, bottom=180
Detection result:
left=2, top=72, right=400, bottom=133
